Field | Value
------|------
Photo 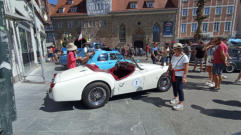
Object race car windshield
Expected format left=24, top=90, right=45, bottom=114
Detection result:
left=117, top=54, right=124, bottom=60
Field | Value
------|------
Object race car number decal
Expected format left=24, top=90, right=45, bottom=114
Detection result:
left=132, top=78, right=142, bottom=88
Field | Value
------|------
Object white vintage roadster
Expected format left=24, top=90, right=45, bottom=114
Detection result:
left=49, top=59, right=171, bottom=108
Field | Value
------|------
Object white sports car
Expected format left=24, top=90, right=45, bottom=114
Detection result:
left=49, top=59, right=171, bottom=108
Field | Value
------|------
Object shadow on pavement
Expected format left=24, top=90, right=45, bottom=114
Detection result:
left=55, top=66, right=66, bottom=71
left=221, top=80, right=234, bottom=85
left=40, top=94, right=87, bottom=112
left=184, top=82, right=210, bottom=91
left=191, top=104, right=241, bottom=120
left=110, top=90, right=150, bottom=101
left=131, top=95, right=172, bottom=108
left=213, top=99, right=241, bottom=108
left=187, top=75, right=207, bottom=79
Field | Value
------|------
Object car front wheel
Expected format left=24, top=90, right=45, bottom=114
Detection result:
left=157, top=76, right=171, bottom=92
left=225, top=64, right=236, bottom=73
left=82, top=82, right=110, bottom=109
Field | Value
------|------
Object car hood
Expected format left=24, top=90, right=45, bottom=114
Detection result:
left=55, top=65, right=93, bottom=82
left=137, top=63, right=169, bottom=72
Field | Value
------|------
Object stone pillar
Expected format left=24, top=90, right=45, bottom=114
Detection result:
left=0, top=1, right=17, bottom=135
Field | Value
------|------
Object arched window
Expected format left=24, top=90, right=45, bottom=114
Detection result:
left=153, top=23, right=160, bottom=42
left=119, top=24, right=126, bottom=42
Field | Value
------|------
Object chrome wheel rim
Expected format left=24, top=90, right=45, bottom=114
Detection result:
left=88, top=87, right=107, bottom=106
left=159, top=77, right=170, bottom=90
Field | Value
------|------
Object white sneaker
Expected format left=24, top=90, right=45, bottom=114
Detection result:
left=173, top=104, right=184, bottom=111
left=208, top=82, right=215, bottom=88
left=170, top=98, right=178, bottom=105
left=222, top=75, right=227, bottom=79
left=205, top=81, right=211, bottom=85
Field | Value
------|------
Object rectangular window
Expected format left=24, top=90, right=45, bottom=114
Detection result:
left=226, top=6, right=233, bottom=15
left=204, top=7, right=210, bottom=15
left=130, top=2, right=137, bottom=9
left=193, top=8, right=197, bottom=16
left=225, top=22, right=231, bottom=31
left=215, top=7, right=222, bottom=15
left=57, top=23, right=62, bottom=28
left=146, top=1, right=154, bottom=8
left=181, top=24, right=187, bottom=33
left=192, top=23, right=197, bottom=32
left=68, top=21, right=73, bottom=28
left=58, top=8, right=64, bottom=13
left=69, top=7, right=77, bottom=12
left=183, top=0, right=188, bottom=2
left=182, top=9, right=188, bottom=17
left=202, top=23, right=208, bottom=33
left=66, top=0, right=72, bottom=5
left=213, top=22, right=220, bottom=32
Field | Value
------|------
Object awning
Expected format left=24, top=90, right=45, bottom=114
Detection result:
left=46, top=43, right=54, bottom=47
left=5, top=11, right=32, bottom=22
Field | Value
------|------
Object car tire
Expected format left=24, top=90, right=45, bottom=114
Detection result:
left=225, top=64, right=236, bottom=73
left=82, top=82, right=110, bottom=109
left=157, top=76, right=171, bottom=92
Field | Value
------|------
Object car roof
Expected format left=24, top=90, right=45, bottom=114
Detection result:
left=94, top=50, right=120, bottom=55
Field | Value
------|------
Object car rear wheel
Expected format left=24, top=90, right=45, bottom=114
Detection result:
left=157, top=76, right=171, bottom=92
left=82, top=82, right=110, bottom=109
left=225, top=64, right=236, bottom=73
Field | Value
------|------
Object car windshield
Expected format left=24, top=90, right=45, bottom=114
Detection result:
left=117, top=54, right=123, bottom=60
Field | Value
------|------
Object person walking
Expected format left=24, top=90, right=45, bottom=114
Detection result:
left=160, top=43, right=170, bottom=66
left=151, top=42, right=159, bottom=64
left=192, top=41, right=205, bottom=72
left=212, top=38, right=230, bottom=90
left=184, top=41, right=192, bottom=60
left=168, top=43, right=189, bottom=111
left=145, top=44, right=150, bottom=60
left=203, top=38, right=218, bottom=87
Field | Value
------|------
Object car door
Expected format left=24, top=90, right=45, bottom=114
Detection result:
left=114, top=67, right=146, bottom=95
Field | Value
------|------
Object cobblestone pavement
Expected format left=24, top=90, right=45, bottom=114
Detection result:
left=12, top=57, right=241, bottom=135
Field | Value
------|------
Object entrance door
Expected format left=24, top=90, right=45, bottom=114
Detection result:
left=134, top=40, right=143, bottom=48
left=19, top=27, right=34, bottom=74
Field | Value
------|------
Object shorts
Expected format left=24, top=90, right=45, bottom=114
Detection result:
left=195, top=58, right=203, bottom=65
left=206, top=56, right=213, bottom=66
left=212, top=64, right=225, bottom=75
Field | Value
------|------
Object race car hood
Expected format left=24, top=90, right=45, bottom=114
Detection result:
left=137, top=63, right=169, bottom=72
left=55, top=65, right=94, bottom=82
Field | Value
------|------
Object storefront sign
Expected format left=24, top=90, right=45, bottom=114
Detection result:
left=163, top=21, right=174, bottom=37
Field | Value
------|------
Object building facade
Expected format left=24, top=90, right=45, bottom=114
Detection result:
left=3, top=0, right=49, bottom=82
left=176, top=0, right=241, bottom=42
left=51, top=0, right=178, bottom=49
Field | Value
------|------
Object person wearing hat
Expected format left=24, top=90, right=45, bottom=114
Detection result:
left=67, top=43, right=89, bottom=69
left=168, top=43, right=189, bottom=111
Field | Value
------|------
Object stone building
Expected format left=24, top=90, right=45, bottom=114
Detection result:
left=176, top=0, right=241, bottom=42
left=51, top=0, right=178, bottom=49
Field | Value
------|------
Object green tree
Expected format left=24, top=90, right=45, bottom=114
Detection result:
left=194, top=0, right=207, bottom=41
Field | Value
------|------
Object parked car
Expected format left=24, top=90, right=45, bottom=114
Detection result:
left=225, top=47, right=241, bottom=73
left=49, top=58, right=171, bottom=108
left=59, top=50, right=131, bottom=70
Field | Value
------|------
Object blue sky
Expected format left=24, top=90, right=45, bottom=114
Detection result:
left=48, top=0, right=58, bottom=5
